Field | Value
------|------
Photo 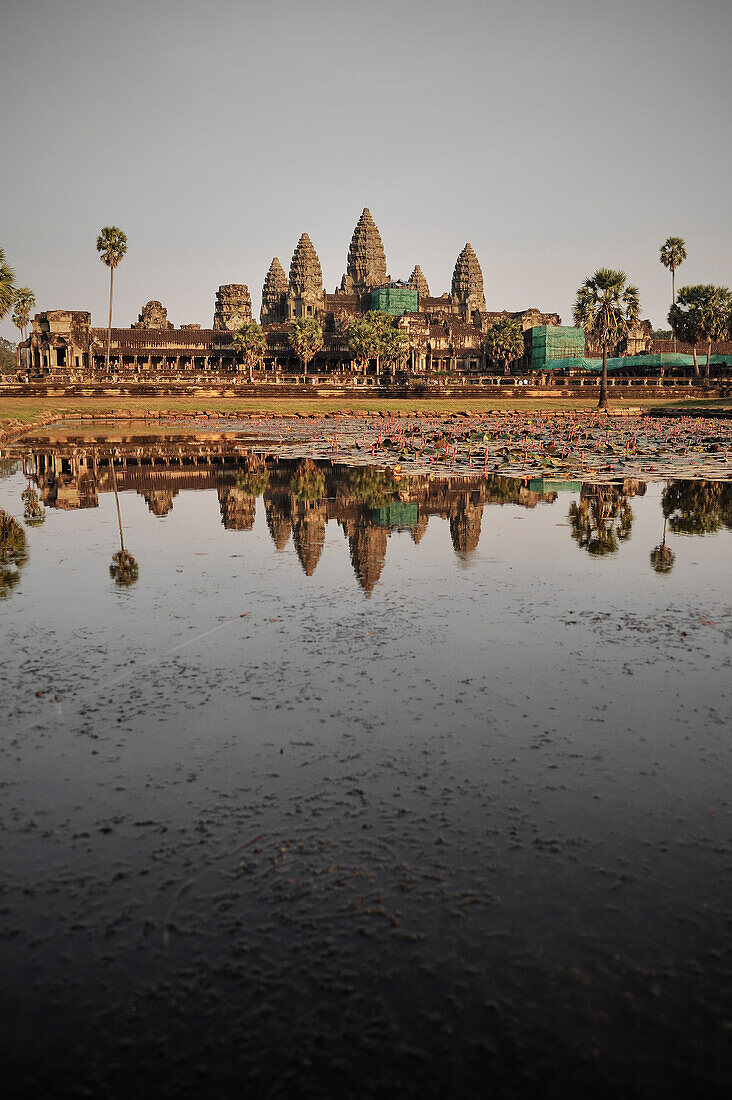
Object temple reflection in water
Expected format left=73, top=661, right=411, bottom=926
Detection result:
left=22, top=438, right=563, bottom=594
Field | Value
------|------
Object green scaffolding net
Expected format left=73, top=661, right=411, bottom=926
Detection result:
left=530, top=326, right=586, bottom=367
left=535, top=353, right=731, bottom=373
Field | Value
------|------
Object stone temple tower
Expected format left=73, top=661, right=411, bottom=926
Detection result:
left=287, top=233, right=324, bottom=320
left=340, top=208, right=388, bottom=305
left=409, top=265, right=430, bottom=298
left=213, top=285, right=252, bottom=330
left=260, top=257, right=288, bottom=325
left=450, top=244, right=486, bottom=318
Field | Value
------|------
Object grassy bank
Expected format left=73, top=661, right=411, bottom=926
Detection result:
left=1, top=393, right=715, bottom=439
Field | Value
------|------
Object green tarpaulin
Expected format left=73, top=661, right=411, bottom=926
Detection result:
left=370, top=286, right=419, bottom=316
left=535, top=353, right=731, bottom=373
left=372, top=502, right=419, bottom=527
left=531, top=326, right=586, bottom=367
left=528, top=479, right=581, bottom=493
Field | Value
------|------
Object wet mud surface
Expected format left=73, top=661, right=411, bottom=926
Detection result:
left=1, top=435, right=731, bottom=1098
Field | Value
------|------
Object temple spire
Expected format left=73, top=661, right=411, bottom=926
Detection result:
left=261, top=257, right=288, bottom=324
left=450, top=243, right=486, bottom=316
left=409, top=265, right=430, bottom=298
left=341, top=208, right=388, bottom=297
left=287, top=234, right=324, bottom=320
left=289, top=233, right=323, bottom=295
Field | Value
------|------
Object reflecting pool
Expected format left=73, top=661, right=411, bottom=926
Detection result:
left=1, top=435, right=731, bottom=1099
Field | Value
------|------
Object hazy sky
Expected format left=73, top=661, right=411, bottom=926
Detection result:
left=1, top=0, right=729, bottom=340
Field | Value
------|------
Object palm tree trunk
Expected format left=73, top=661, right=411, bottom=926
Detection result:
left=705, top=339, right=712, bottom=383
left=110, top=457, right=125, bottom=553
left=105, top=266, right=114, bottom=373
left=672, top=269, right=676, bottom=353
left=692, top=346, right=699, bottom=376
left=598, top=346, right=608, bottom=410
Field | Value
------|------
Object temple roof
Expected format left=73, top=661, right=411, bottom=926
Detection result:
left=289, top=233, right=323, bottom=295
left=451, top=243, right=486, bottom=310
left=90, top=327, right=233, bottom=349
left=345, top=208, right=387, bottom=290
left=409, top=265, right=430, bottom=297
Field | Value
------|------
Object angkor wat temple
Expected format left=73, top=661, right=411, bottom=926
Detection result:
left=20, top=209, right=563, bottom=378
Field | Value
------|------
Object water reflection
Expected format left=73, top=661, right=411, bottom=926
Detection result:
left=109, top=457, right=139, bottom=588
left=568, top=481, right=642, bottom=557
left=662, top=479, right=732, bottom=536
left=0, top=510, right=28, bottom=597
left=19, top=439, right=561, bottom=595
left=10, top=436, right=732, bottom=596
left=21, top=485, right=45, bottom=526
left=650, top=518, right=675, bottom=575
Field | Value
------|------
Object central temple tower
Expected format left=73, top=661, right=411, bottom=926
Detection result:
left=450, top=243, right=486, bottom=319
left=340, top=208, right=388, bottom=305
left=287, top=233, right=324, bottom=320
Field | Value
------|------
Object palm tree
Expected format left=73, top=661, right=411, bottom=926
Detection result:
left=573, top=269, right=641, bottom=411
left=659, top=237, right=686, bottom=351
left=11, top=288, right=35, bottom=342
left=484, top=317, right=525, bottom=374
left=96, top=227, right=128, bottom=373
left=668, top=290, right=702, bottom=374
left=345, top=316, right=380, bottom=374
left=288, top=317, right=323, bottom=376
left=700, top=286, right=732, bottom=382
left=670, top=285, right=732, bottom=382
left=377, top=325, right=409, bottom=377
left=0, top=248, right=16, bottom=321
left=108, top=456, right=138, bottom=587
left=232, top=321, right=266, bottom=380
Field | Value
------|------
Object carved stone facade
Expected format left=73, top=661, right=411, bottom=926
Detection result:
left=132, top=301, right=174, bottom=330
left=213, top=285, right=252, bottom=331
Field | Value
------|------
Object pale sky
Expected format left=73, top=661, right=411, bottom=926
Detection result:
left=1, top=0, right=729, bottom=341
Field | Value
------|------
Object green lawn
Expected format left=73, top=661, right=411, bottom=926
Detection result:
left=0, top=393, right=727, bottom=437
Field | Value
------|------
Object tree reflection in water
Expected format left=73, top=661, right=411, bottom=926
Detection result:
left=20, top=438, right=732, bottom=591
left=650, top=517, right=675, bottom=574
left=346, top=466, right=400, bottom=507
left=290, top=459, right=325, bottom=502
left=109, top=457, right=138, bottom=588
left=569, top=484, right=634, bottom=557
left=22, top=485, right=45, bottom=527
left=662, top=480, right=732, bottom=537
left=0, top=509, right=28, bottom=597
